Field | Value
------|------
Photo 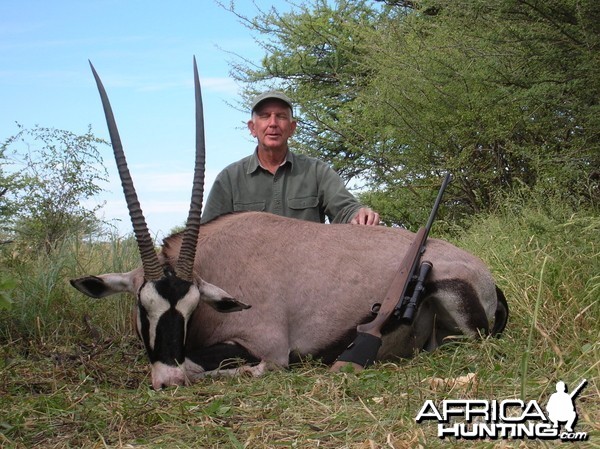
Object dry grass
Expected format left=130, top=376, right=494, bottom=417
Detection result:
left=2, top=336, right=596, bottom=448
left=1, top=201, right=598, bottom=448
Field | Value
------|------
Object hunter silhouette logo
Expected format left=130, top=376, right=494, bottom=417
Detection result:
left=416, top=378, right=589, bottom=441
left=546, top=379, right=587, bottom=433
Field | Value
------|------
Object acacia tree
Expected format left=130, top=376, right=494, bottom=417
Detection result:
left=227, top=0, right=599, bottom=226
left=1, top=125, right=108, bottom=251
left=227, top=0, right=383, bottom=178
left=359, top=0, right=600, bottom=223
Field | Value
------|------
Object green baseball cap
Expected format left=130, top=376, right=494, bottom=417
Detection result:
left=250, top=90, right=294, bottom=113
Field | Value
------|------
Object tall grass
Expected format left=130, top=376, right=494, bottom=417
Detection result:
left=0, top=195, right=598, bottom=448
left=0, top=234, right=139, bottom=345
left=456, top=194, right=599, bottom=398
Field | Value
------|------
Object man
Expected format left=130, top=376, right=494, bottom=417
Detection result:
left=201, top=91, right=379, bottom=225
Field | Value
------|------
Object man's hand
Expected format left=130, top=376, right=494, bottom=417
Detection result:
left=350, top=207, right=380, bottom=226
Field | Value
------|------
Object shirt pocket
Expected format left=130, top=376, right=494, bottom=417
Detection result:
left=288, top=196, right=319, bottom=210
left=233, top=201, right=266, bottom=212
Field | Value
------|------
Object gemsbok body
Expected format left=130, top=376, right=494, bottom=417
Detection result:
left=71, top=59, right=508, bottom=389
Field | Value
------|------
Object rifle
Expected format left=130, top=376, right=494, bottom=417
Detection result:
left=330, top=173, right=452, bottom=372
left=569, top=379, right=587, bottom=400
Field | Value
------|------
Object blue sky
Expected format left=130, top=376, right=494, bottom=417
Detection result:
left=1, top=0, right=290, bottom=237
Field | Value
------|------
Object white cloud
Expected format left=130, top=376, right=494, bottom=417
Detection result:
left=202, top=77, right=240, bottom=95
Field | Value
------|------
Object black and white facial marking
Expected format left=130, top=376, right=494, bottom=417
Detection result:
left=136, top=271, right=201, bottom=367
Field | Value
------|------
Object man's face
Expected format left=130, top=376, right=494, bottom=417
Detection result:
left=248, top=100, right=297, bottom=151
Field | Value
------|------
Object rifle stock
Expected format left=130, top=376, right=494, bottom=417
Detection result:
left=330, top=173, right=452, bottom=373
left=329, top=228, right=427, bottom=373
left=356, top=227, right=427, bottom=337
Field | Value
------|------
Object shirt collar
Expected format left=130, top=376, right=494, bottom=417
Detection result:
left=247, top=148, right=294, bottom=174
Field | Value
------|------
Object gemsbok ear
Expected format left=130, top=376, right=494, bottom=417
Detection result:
left=198, top=279, right=251, bottom=313
left=70, top=269, right=143, bottom=298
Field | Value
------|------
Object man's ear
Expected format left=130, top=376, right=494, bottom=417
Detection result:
left=247, top=118, right=257, bottom=137
left=198, top=279, right=251, bottom=313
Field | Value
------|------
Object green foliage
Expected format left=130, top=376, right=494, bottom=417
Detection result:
left=0, top=147, right=25, bottom=241
left=0, top=275, right=15, bottom=311
left=229, top=0, right=599, bottom=227
left=363, top=0, right=600, bottom=222
left=1, top=124, right=108, bottom=251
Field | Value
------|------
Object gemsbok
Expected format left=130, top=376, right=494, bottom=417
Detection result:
left=71, top=58, right=508, bottom=389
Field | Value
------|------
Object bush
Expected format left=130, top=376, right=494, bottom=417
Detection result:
left=1, top=124, right=108, bottom=252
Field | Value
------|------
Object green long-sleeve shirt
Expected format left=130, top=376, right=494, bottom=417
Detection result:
left=201, top=150, right=363, bottom=224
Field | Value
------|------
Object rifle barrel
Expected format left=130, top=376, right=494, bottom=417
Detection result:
left=569, top=379, right=587, bottom=399
left=424, top=173, right=452, bottom=239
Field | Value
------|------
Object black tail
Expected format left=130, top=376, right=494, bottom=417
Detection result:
left=491, top=286, right=509, bottom=336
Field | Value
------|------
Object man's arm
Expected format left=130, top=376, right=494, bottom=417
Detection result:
left=318, top=163, right=379, bottom=225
